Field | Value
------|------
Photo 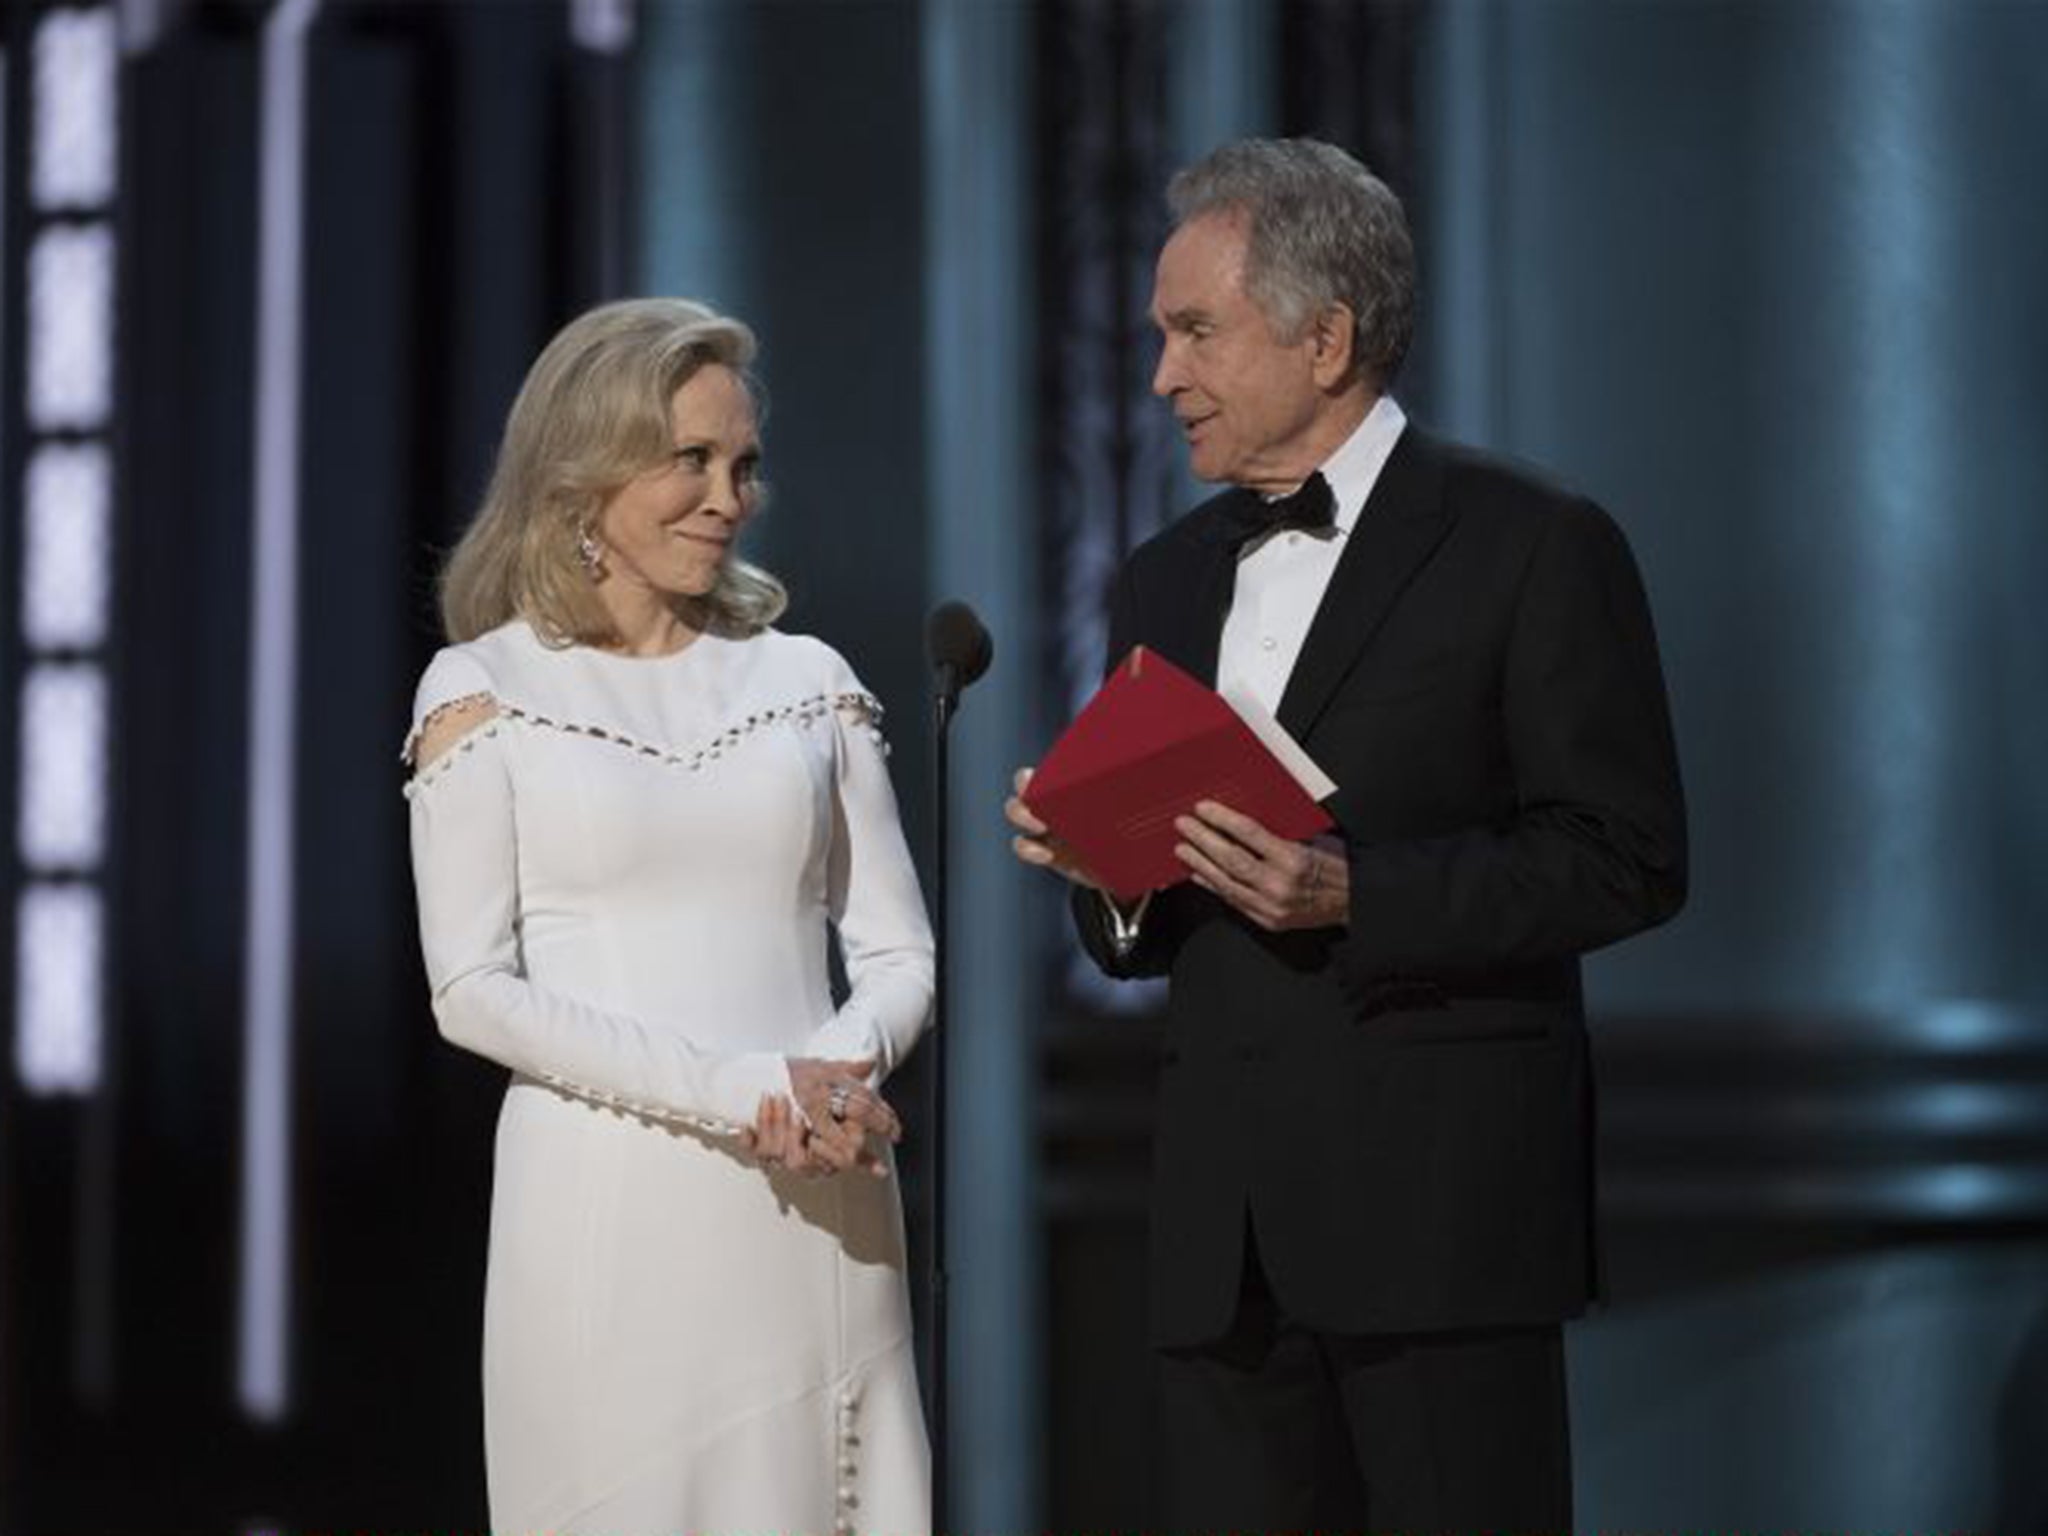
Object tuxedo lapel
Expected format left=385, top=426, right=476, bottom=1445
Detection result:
left=1276, top=429, right=1454, bottom=740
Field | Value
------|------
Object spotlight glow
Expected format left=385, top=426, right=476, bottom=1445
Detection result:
left=31, top=7, right=117, bottom=210
left=26, top=221, right=114, bottom=430
left=18, top=662, right=108, bottom=871
left=14, top=882, right=104, bottom=1095
left=24, top=442, right=113, bottom=649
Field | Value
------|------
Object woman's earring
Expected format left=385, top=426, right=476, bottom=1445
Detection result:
left=577, top=524, right=604, bottom=578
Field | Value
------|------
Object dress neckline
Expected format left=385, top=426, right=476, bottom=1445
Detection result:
left=519, top=619, right=726, bottom=669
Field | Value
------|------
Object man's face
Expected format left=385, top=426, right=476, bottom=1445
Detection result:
left=1149, top=211, right=1326, bottom=494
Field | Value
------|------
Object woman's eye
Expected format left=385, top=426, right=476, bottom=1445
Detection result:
left=735, top=457, right=762, bottom=488
left=674, top=446, right=710, bottom=472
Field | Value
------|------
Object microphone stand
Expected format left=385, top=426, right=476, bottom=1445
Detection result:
left=928, top=670, right=959, bottom=1535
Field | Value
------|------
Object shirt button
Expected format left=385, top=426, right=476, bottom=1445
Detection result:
left=1261, top=636, right=1277, bottom=651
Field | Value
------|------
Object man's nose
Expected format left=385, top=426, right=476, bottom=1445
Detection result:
left=1151, top=338, right=1181, bottom=398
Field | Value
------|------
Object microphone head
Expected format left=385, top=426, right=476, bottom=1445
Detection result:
left=927, top=600, right=994, bottom=690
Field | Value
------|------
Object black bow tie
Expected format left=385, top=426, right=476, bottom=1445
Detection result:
left=1218, top=471, right=1336, bottom=550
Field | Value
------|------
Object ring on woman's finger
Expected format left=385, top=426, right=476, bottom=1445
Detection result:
left=827, top=1081, right=852, bottom=1122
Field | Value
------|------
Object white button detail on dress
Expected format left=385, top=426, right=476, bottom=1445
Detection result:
left=834, top=1374, right=863, bottom=1532
left=1261, top=635, right=1277, bottom=651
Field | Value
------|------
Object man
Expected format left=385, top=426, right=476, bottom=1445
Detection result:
left=1008, top=138, right=1686, bottom=1529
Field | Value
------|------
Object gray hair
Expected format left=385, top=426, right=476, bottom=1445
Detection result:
left=1167, top=137, right=1416, bottom=391
left=440, top=297, right=787, bottom=646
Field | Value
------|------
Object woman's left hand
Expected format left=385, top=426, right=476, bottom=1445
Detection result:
left=740, top=1093, right=832, bottom=1176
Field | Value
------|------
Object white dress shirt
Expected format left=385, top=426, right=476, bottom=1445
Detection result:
left=1217, top=393, right=1408, bottom=714
left=1101, top=394, right=1407, bottom=949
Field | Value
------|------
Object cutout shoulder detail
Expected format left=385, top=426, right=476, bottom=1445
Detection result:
left=829, top=691, right=888, bottom=755
left=408, top=692, right=499, bottom=770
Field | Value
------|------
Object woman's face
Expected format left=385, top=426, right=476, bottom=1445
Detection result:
left=594, top=363, right=762, bottom=599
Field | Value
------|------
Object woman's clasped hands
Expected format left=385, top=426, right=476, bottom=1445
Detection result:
left=742, top=1057, right=901, bottom=1178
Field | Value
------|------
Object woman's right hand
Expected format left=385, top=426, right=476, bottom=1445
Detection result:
left=743, top=1058, right=900, bottom=1177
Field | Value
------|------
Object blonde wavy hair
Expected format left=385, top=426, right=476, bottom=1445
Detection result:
left=439, top=297, right=788, bottom=646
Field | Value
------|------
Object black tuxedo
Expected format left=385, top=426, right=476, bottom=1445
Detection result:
left=1074, top=425, right=1687, bottom=1352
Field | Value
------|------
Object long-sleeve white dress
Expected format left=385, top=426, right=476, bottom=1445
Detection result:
left=404, top=618, right=934, bottom=1536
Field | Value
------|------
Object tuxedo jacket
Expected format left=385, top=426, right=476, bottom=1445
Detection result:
left=1073, top=425, right=1687, bottom=1349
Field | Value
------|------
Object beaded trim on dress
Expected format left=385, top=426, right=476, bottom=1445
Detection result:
left=403, top=690, right=888, bottom=796
left=532, top=1070, right=740, bottom=1139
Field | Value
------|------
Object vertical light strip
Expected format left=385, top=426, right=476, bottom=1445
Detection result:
left=1169, top=0, right=1276, bottom=172
left=567, top=0, right=636, bottom=303
left=1166, top=0, right=1274, bottom=526
left=634, top=0, right=731, bottom=305
left=1422, top=0, right=1502, bottom=446
left=15, top=3, right=120, bottom=1104
left=1839, top=3, right=1945, bottom=1004
left=2, top=39, right=10, bottom=1417
left=237, top=0, right=320, bottom=1424
left=922, top=0, right=1038, bottom=1523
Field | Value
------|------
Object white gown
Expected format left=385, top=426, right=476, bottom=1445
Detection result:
left=404, top=618, right=934, bottom=1536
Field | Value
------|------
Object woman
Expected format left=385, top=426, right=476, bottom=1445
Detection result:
left=404, top=298, right=933, bottom=1533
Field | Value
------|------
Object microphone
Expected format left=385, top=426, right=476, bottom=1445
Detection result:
left=921, top=598, right=991, bottom=1529
left=926, top=600, right=993, bottom=723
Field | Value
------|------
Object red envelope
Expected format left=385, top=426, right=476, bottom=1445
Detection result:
left=1024, top=646, right=1335, bottom=902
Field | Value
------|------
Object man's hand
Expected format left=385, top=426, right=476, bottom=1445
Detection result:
left=1174, top=800, right=1349, bottom=932
left=1005, top=767, right=1102, bottom=889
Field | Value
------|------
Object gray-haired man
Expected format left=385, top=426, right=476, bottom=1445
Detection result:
left=1010, top=138, right=1685, bottom=1528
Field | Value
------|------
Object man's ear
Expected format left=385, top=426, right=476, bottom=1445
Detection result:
left=1310, top=302, right=1359, bottom=390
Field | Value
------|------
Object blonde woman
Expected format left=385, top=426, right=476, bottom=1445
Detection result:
left=405, top=298, right=932, bottom=1533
